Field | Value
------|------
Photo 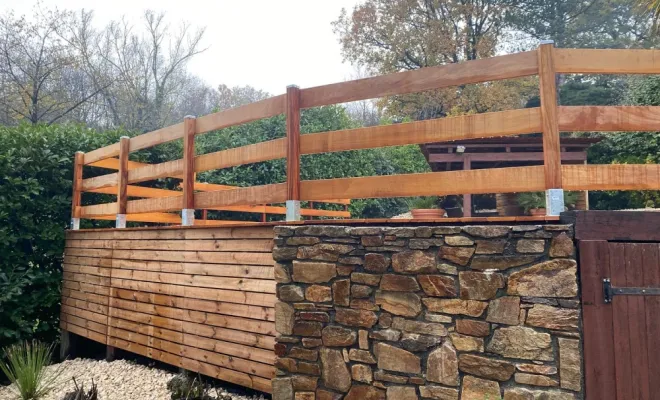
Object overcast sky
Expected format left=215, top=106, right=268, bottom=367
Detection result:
left=0, top=0, right=361, bottom=95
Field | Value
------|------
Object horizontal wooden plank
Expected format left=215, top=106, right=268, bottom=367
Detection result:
left=67, top=238, right=274, bottom=252
left=79, top=202, right=118, bottom=218
left=60, top=313, right=107, bottom=335
left=301, top=108, right=541, bottom=154
left=130, top=123, right=184, bottom=153
left=62, top=280, right=110, bottom=296
left=563, top=164, right=660, bottom=191
left=88, top=158, right=146, bottom=170
left=62, top=288, right=109, bottom=307
left=300, top=166, right=545, bottom=200
left=60, top=320, right=106, bottom=344
left=555, top=48, right=660, bottom=74
left=111, top=249, right=273, bottom=265
left=61, top=304, right=108, bottom=325
left=62, top=263, right=112, bottom=277
left=558, top=106, right=660, bottom=132
left=300, top=51, right=538, bottom=108
left=88, top=185, right=181, bottom=198
left=112, top=288, right=274, bottom=321
left=111, top=258, right=274, bottom=279
left=128, top=159, right=184, bottom=184
left=108, top=318, right=274, bottom=365
left=111, top=278, right=276, bottom=307
left=196, top=95, right=286, bottom=134
left=109, top=297, right=275, bottom=336
left=81, top=173, right=118, bottom=191
left=63, top=271, right=111, bottom=287
left=195, top=139, right=286, bottom=173
left=111, top=269, right=275, bottom=294
left=126, top=196, right=182, bottom=214
left=575, top=211, right=660, bottom=241
left=66, top=226, right=274, bottom=240
left=63, top=255, right=112, bottom=268
left=64, top=247, right=113, bottom=259
left=208, top=205, right=350, bottom=218
left=195, top=183, right=288, bottom=209
left=84, top=143, right=121, bottom=165
left=62, top=296, right=108, bottom=315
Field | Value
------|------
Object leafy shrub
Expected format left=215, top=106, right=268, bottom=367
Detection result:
left=0, top=341, right=63, bottom=399
left=166, top=373, right=214, bottom=400
left=0, top=124, right=126, bottom=347
left=61, top=378, right=98, bottom=400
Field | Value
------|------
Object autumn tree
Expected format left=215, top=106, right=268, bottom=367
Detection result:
left=333, top=0, right=535, bottom=120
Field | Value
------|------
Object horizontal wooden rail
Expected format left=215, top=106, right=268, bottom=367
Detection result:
left=86, top=213, right=256, bottom=225
left=195, top=183, right=288, bottom=210
left=207, top=205, right=350, bottom=218
left=300, top=108, right=542, bottom=154
left=555, top=49, right=660, bottom=74
left=563, top=164, right=660, bottom=191
left=300, top=51, right=538, bottom=108
left=300, top=166, right=546, bottom=200
left=558, top=106, right=660, bottom=132
left=83, top=96, right=286, bottom=165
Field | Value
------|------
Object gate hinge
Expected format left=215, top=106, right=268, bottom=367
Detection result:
left=603, top=278, right=660, bottom=303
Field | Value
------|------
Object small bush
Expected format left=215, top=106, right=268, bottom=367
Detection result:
left=61, top=378, right=98, bottom=400
left=0, top=341, right=62, bottom=399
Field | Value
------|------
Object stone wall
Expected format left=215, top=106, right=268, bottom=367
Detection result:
left=272, top=224, right=582, bottom=400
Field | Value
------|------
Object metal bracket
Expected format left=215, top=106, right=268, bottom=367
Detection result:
left=603, top=278, right=660, bottom=303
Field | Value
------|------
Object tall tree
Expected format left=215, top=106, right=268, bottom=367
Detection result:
left=333, top=0, right=535, bottom=120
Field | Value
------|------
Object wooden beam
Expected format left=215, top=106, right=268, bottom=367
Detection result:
left=127, top=159, right=183, bottom=185
left=85, top=213, right=252, bottom=226
left=463, top=156, right=472, bottom=218
left=183, top=116, right=196, bottom=210
left=300, top=166, right=546, bottom=201
left=80, top=202, right=118, bottom=217
left=554, top=49, right=660, bottom=74
left=81, top=173, right=118, bottom=191
left=558, top=106, right=660, bottom=132
left=71, top=152, right=84, bottom=219
left=207, top=205, right=350, bottom=218
left=195, top=95, right=286, bottom=134
left=117, top=137, right=129, bottom=215
left=538, top=42, right=562, bottom=189
left=300, top=51, right=538, bottom=108
left=195, top=139, right=286, bottom=175
left=300, top=108, right=542, bottom=155
left=563, top=164, right=660, bottom=191
left=428, top=152, right=586, bottom=163
left=88, top=158, right=146, bottom=170
left=83, top=143, right=120, bottom=166
left=88, top=185, right=181, bottom=198
left=195, top=184, right=288, bottom=209
left=286, top=85, right=301, bottom=201
left=129, top=123, right=184, bottom=154
left=126, top=196, right=183, bottom=215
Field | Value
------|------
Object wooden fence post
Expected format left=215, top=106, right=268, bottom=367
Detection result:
left=538, top=40, right=564, bottom=215
left=182, top=115, right=196, bottom=226
left=286, top=85, right=302, bottom=221
left=71, top=151, right=84, bottom=230
left=116, top=136, right=129, bottom=228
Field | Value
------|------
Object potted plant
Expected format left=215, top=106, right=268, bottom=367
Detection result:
left=517, top=191, right=580, bottom=216
left=407, top=196, right=446, bottom=219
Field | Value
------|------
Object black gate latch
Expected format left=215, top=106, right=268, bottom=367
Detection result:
left=603, top=278, right=660, bottom=303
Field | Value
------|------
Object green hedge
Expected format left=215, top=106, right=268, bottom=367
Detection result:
left=0, top=124, right=126, bottom=348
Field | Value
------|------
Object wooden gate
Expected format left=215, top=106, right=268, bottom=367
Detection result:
left=577, top=211, right=660, bottom=400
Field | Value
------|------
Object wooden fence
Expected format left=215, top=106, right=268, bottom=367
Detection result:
left=60, top=225, right=276, bottom=393
left=71, top=44, right=660, bottom=225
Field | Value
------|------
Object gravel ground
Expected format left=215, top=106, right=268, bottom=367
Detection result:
left=0, top=358, right=267, bottom=400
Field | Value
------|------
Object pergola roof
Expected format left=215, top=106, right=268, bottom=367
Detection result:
left=421, top=136, right=603, bottom=172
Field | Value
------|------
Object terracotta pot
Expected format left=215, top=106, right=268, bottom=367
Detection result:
left=529, top=208, right=546, bottom=216
left=411, top=208, right=446, bottom=219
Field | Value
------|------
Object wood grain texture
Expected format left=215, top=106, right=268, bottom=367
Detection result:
left=81, top=173, right=118, bottom=191
left=83, top=143, right=121, bottom=165
left=117, top=137, right=130, bottom=215
left=195, top=139, right=286, bottom=174
left=286, top=86, right=301, bottom=201
left=71, top=152, right=84, bottom=218
left=183, top=117, right=196, bottom=210
left=88, top=185, right=181, bottom=199
left=126, top=196, right=183, bottom=214
left=575, top=211, right=660, bottom=241
left=300, top=166, right=545, bottom=201
left=555, top=48, right=660, bottom=74
left=563, top=164, right=660, bottom=191
left=300, top=51, right=538, bottom=108
left=127, top=159, right=184, bottom=185
left=61, top=226, right=276, bottom=393
left=300, top=108, right=541, bottom=155
left=558, top=106, right=660, bottom=132
left=88, top=158, right=146, bottom=170
left=196, top=95, right=285, bottom=134
left=538, top=43, right=561, bottom=189
left=80, top=202, right=119, bottom=217
left=195, top=183, right=288, bottom=209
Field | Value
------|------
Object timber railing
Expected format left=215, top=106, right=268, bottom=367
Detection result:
left=71, top=43, right=660, bottom=226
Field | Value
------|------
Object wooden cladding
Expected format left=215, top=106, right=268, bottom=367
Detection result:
left=60, top=226, right=276, bottom=393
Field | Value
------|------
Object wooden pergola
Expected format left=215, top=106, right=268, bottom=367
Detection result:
left=421, top=137, right=602, bottom=217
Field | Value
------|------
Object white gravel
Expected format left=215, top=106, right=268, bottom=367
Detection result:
left=0, top=358, right=268, bottom=400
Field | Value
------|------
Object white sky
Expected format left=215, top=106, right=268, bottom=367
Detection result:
left=0, top=0, right=361, bottom=95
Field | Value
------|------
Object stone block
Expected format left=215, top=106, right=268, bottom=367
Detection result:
left=423, top=299, right=488, bottom=317
left=392, top=250, right=437, bottom=273
left=292, top=261, right=337, bottom=283
left=487, top=326, right=553, bottom=361
left=376, top=342, right=421, bottom=374
left=459, top=271, right=505, bottom=300
left=418, top=275, right=457, bottom=297
left=508, top=259, right=578, bottom=298
left=375, top=291, right=422, bottom=317
left=427, top=341, right=458, bottom=386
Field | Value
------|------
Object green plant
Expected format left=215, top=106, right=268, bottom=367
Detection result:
left=166, top=373, right=215, bottom=400
left=517, top=192, right=546, bottom=214
left=0, top=341, right=63, bottom=399
left=61, top=378, right=98, bottom=400
left=407, top=196, right=439, bottom=210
